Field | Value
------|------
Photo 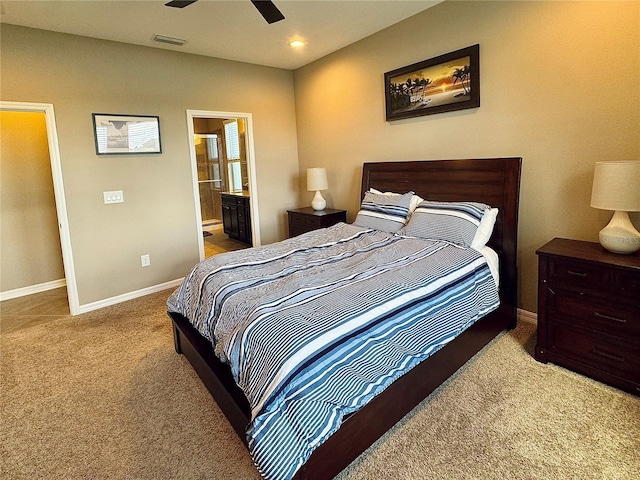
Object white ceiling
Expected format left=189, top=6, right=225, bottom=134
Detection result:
left=0, top=0, right=441, bottom=70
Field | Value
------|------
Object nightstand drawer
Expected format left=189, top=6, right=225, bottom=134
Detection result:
left=548, top=324, right=640, bottom=383
left=615, top=270, right=640, bottom=305
left=290, top=214, right=320, bottom=227
left=547, top=258, right=611, bottom=293
left=547, top=288, right=640, bottom=340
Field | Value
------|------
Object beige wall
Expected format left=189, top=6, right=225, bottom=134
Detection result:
left=294, top=1, right=640, bottom=313
left=2, top=2, right=638, bottom=313
left=1, top=25, right=299, bottom=306
left=1, top=111, right=65, bottom=292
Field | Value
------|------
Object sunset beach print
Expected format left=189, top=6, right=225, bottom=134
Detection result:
left=388, top=56, right=472, bottom=114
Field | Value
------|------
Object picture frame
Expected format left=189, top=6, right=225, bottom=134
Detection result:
left=92, top=113, right=162, bottom=155
left=384, top=44, right=480, bottom=121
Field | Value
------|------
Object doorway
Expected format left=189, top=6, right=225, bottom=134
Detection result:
left=0, top=101, right=79, bottom=315
left=186, top=110, right=260, bottom=260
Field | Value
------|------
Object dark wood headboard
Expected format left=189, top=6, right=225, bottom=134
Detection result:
left=361, top=158, right=522, bottom=321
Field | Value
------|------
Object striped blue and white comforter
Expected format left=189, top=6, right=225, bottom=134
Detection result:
left=167, top=223, right=499, bottom=480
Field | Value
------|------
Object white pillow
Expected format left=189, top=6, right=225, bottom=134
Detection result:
left=471, top=207, right=498, bottom=249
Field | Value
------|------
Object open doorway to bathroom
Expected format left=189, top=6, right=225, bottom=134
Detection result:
left=187, top=111, right=260, bottom=260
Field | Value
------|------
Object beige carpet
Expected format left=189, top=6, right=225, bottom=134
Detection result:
left=1, top=290, right=638, bottom=479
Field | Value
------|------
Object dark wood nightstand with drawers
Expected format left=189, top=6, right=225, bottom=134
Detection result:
left=287, top=207, right=347, bottom=238
left=535, top=238, right=640, bottom=395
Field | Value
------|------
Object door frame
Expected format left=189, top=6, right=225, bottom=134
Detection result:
left=186, top=110, right=260, bottom=261
left=1, top=101, right=80, bottom=314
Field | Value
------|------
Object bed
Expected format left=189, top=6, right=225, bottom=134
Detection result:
left=167, top=157, right=522, bottom=480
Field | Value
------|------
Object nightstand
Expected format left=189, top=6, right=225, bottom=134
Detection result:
left=287, top=207, right=347, bottom=238
left=535, top=238, right=640, bottom=395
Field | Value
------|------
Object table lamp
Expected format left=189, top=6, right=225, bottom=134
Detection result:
left=307, top=167, right=328, bottom=211
left=590, top=160, right=640, bottom=254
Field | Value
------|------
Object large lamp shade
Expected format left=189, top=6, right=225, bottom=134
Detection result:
left=590, top=161, right=640, bottom=254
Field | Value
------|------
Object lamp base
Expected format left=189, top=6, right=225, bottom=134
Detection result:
left=311, top=191, right=326, bottom=211
left=599, top=210, right=640, bottom=254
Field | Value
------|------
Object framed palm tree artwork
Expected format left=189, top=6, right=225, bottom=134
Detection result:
left=384, top=44, right=480, bottom=121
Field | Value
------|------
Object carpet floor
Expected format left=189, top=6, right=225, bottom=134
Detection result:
left=1, top=289, right=638, bottom=479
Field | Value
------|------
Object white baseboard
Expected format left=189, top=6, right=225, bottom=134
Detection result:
left=517, top=308, right=537, bottom=325
left=76, top=278, right=184, bottom=314
left=0, top=278, right=66, bottom=301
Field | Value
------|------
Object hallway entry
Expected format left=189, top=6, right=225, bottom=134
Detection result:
left=0, top=110, right=65, bottom=302
left=0, top=102, right=79, bottom=313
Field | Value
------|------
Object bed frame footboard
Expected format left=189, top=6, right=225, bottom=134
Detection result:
left=172, top=312, right=251, bottom=443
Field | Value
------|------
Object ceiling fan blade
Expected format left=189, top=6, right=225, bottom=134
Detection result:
left=165, top=0, right=198, bottom=8
left=250, top=0, right=285, bottom=24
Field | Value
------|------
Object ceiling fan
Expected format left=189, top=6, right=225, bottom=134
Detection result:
left=165, top=0, right=285, bottom=25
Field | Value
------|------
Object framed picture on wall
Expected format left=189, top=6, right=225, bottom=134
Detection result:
left=384, top=44, right=480, bottom=121
left=92, top=113, right=162, bottom=155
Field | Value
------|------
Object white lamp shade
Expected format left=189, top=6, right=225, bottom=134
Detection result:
left=591, top=161, right=640, bottom=211
left=307, top=168, right=328, bottom=191
left=590, top=160, right=640, bottom=254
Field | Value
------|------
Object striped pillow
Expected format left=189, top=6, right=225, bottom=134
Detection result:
left=353, top=191, right=414, bottom=233
left=369, top=188, right=424, bottom=216
left=399, top=200, right=496, bottom=248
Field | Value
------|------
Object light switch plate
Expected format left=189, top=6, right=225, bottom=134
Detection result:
left=103, top=190, right=124, bottom=204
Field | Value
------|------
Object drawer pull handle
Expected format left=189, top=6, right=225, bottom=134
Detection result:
left=567, top=270, right=587, bottom=278
left=594, top=312, right=627, bottom=324
left=591, top=348, right=625, bottom=363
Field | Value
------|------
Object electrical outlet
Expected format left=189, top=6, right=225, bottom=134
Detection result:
left=141, top=254, right=150, bottom=267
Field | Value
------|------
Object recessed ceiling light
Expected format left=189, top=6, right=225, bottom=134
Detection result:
left=289, top=40, right=305, bottom=48
left=153, top=34, right=186, bottom=46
